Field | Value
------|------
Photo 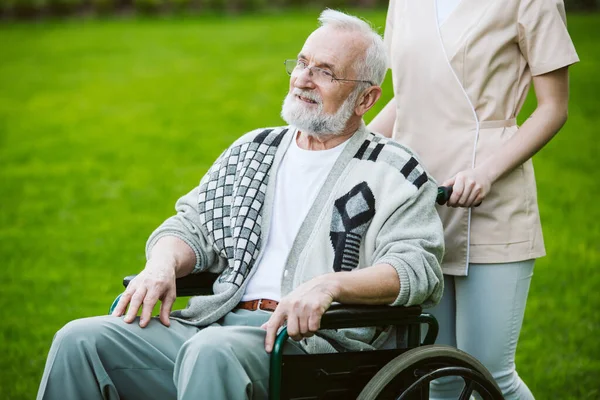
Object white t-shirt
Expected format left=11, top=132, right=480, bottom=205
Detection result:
left=437, top=0, right=461, bottom=25
left=241, top=132, right=347, bottom=301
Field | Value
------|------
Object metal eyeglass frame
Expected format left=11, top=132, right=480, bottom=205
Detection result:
left=284, top=59, right=375, bottom=86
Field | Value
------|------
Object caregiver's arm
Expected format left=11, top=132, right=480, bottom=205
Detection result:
left=445, top=66, right=570, bottom=207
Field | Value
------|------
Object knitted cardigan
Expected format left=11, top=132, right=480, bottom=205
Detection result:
left=146, top=124, right=444, bottom=353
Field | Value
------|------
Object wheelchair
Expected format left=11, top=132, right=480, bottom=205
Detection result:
left=109, top=274, right=502, bottom=399
left=109, top=187, right=504, bottom=399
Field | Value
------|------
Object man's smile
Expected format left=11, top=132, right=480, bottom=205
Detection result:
left=296, top=94, right=318, bottom=104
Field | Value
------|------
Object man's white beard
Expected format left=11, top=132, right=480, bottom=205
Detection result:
left=280, top=88, right=359, bottom=137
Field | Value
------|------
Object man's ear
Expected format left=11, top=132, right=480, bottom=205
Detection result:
left=355, top=86, right=383, bottom=117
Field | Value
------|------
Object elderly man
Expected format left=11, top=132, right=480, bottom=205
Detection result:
left=37, top=9, right=444, bottom=400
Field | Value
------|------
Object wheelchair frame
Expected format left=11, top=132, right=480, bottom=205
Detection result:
left=110, top=273, right=504, bottom=399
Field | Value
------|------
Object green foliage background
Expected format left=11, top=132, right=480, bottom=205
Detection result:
left=0, top=9, right=599, bottom=399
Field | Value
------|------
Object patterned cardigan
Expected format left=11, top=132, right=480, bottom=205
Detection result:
left=146, top=124, right=444, bottom=353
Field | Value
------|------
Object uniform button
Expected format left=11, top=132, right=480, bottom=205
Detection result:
left=283, top=270, right=288, bottom=277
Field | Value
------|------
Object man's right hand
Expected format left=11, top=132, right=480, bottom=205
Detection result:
left=111, top=257, right=177, bottom=328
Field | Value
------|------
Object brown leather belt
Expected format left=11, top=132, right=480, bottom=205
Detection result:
left=236, top=299, right=279, bottom=312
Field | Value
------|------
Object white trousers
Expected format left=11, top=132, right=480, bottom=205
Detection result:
left=428, top=260, right=535, bottom=400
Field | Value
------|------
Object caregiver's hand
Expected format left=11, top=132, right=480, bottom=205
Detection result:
left=442, top=167, right=492, bottom=207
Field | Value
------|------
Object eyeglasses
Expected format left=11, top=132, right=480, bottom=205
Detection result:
left=284, top=59, right=374, bottom=86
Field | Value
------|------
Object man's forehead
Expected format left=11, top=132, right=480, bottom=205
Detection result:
left=299, top=27, right=363, bottom=70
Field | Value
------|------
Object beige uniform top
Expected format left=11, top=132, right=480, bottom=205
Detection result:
left=385, top=0, right=579, bottom=275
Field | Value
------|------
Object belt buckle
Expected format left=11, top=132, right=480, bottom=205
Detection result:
left=256, top=299, right=263, bottom=311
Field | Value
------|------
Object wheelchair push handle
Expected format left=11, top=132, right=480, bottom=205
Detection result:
left=436, top=185, right=483, bottom=207
left=436, top=186, right=453, bottom=205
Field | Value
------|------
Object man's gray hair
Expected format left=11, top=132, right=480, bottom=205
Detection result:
left=318, top=9, right=388, bottom=87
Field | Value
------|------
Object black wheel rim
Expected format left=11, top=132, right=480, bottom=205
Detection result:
left=396, top=366, right=501, bottom=400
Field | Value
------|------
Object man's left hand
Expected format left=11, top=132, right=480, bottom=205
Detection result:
left=261, top=275, right=337, bottom=353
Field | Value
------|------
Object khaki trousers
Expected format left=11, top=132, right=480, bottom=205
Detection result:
left=37, top=309, right=304, bottom=400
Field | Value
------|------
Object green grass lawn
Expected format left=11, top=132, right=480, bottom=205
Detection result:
left=0, top=10, right=599, bottom=399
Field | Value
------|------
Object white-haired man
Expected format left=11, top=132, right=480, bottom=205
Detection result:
left=37, top=9, right=444, bottom=400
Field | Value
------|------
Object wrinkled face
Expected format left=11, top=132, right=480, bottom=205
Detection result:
left=281, top=27, right=366, bottom=136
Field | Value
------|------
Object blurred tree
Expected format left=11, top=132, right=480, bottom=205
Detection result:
left=169, top=0, right=189, bottom=13
left=200, top=0, right=225, bottom=12
left=90, top=0, right=115, bottom=14
left=565, top=0, right=599, bottom=10
left=50, top=0, right=81, bottom=15
left=11, top=0, right=47, bottom=17
left=356, top=0, right=377, bottom=7
left=1, top=0, right=597, bottom=23
left=134, top=0, right=164, bottom=13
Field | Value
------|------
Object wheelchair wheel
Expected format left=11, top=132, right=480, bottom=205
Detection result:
left=357, top=345, right=503, bottom=400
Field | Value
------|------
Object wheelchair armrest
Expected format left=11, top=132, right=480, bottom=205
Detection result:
left=120, top=277, right=435, bottom=341
left=319, top=304, right=423, bottom=330
left=123, top=273, right=219, bottom=297
left=319, top=304, right=437, bottom=345
left=269, top=304, right=439, bottom=395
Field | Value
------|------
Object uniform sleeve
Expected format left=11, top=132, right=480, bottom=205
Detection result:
left=383, top=0, right=396, bottom=63
left=372, top=179, right=445, bottom=308
left=517, top=0, right=579, bottom=76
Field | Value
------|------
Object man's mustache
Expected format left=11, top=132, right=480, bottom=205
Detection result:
left=290, top=89, right=322, bottom=105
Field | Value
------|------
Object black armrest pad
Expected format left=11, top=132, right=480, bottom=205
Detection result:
left=123, top=273, right=219, bottom=297
left=319, top=304, right=423, bottom=329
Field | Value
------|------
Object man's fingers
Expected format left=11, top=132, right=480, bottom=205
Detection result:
left=264, top=312, right=285, bottom=353
left=124, top=287, right=147, bottom=323
left=307, top=313, right=322, bottom=333
left=287, top=315, right=301, bottom=341
left=159, top=293, right=176, bottom=327
left=298, top=314, right=310, bottom=336
left=139, top=292, right=159, bottom=328
left=300, top=313, right=319, bottom=338
left=112, top=291, right=133, bottom=317
left=264, top=324, right=277, bottom=353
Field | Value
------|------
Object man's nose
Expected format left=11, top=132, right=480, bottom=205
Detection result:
left=293, top=67, right=316, bottom=89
